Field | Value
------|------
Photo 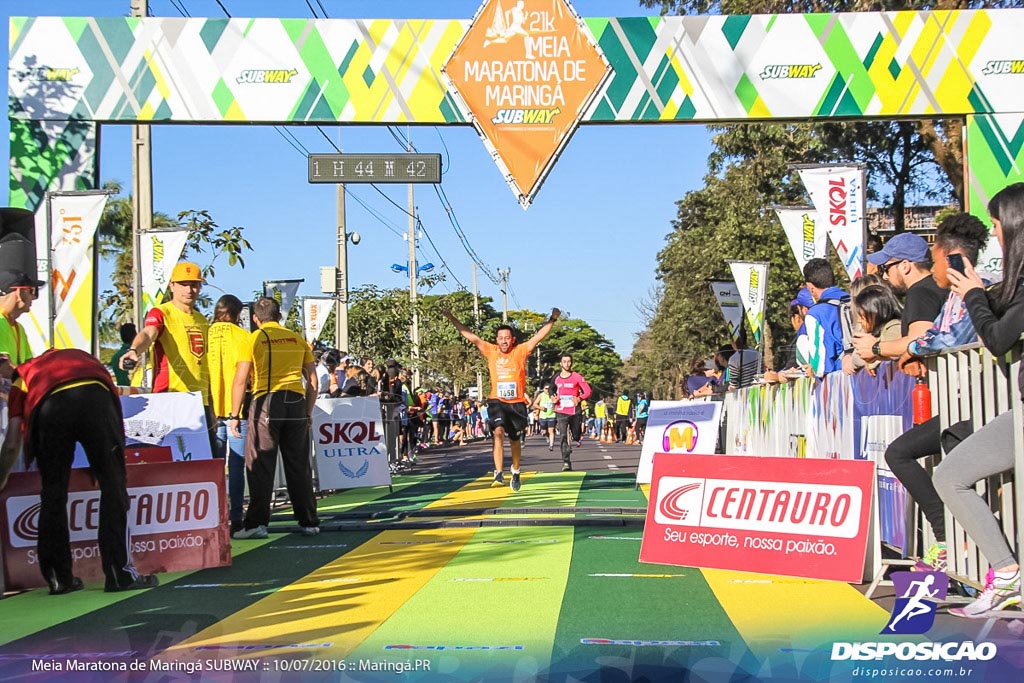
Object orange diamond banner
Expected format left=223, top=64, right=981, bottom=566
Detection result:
left=444, top=0, right=610, bottom=208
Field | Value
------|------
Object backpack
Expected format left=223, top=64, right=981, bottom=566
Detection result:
left=823, top=296, right=855, bottom=355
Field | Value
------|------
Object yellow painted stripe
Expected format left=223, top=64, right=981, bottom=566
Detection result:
left=702, top=568, right=889, bottom=655
left=423, top=472, right=518, bottom=510
left=163, top=528, right=476, bottom=659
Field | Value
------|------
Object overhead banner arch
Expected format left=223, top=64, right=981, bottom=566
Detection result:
left=8, top=2, right=1024, bottom=234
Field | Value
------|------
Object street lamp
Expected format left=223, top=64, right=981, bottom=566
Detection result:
left=321, top=230, right=361, bottom=352
left=390, top=261, right=434, bottom=275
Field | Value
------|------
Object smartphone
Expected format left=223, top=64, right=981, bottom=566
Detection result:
left=947, top=253, right=966, bottom=275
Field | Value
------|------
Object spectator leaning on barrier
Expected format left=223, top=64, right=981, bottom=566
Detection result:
left=802, top=258, right=850, bottom=377
left=854, top=232, right=946, bottom=365
left=850, top=285, right=903, bottom=375
left=725, top=330, right=761, bottom=390
left=228, top=297, right=319, bottom=540
left=934, top=182, right=1024, bottom=617
left=0, top=349, right=159, bottom=594
left=880, top=212, right=990, bottom=574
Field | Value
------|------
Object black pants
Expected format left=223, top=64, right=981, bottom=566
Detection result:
left=614, top=416, right=629, bottom=443
left=883, top=416, right=973, bottom=544
left=555, top=412, right=582, bottom=463
left=33, top=383, right=138, bottom=589
left=243, top=391, right=318, bottom=529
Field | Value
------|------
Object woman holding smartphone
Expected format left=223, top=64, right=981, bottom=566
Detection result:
left=933, top=182, right=1024, bottom=617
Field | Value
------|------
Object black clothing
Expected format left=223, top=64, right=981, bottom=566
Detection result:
left=963, top=280, right=1024, bottom=400
left=901, top=276, right=947, bottom=336
left=555, top=412, right=582, bottom=464
left=486, top=400, right=529, bottom=442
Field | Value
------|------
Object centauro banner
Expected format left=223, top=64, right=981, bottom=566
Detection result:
left=710, top=280, right=744, bottom=343
left=141, top=228, right=189, bottom=312
left=303, top=297, right=335, bottom=345
left=727, top=261, right=768, bottom=346
left=443, top=0, right=611, bottom=207
left=798, top=166, right=866, bottom=282
left=774, top=206, right=827, bottom=272
left=24, top=191, right=107, bottom=353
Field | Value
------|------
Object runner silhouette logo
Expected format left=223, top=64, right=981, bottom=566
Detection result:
left=883, top=571, right=948, bottom=635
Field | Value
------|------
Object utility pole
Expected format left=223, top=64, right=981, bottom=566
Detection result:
left=498, top=267, right=510, bottom=323
left=473, top=263, right=482, bottom=399
left=130, top=0, right=152, bottom=339
left=408, top=135, right=420, bottom=388
left=335, top=180, right=349, bottom=352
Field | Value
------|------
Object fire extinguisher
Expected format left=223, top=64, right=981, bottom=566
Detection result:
left=913, top=376, right=932, bottom=425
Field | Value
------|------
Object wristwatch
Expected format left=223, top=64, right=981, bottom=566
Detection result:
left=872, top=340, right=881, bottom=356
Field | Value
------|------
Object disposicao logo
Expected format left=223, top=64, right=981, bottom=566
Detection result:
left=236, top=69, right=298, bottom=84
left=882, top=571, right=947, bottom=635
left=759, top=64, right=822, bottom=79
left=662, top=420, right=699, bottom=452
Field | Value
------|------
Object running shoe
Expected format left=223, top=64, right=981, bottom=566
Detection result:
left=911, top=543, right=947, bottom=572
left=232, top=525, right=269, bottom=540
left=105, top=574, right=159, bottom=592
left=510, top=472, right=521, bottom=492
left=948, top=568, right=1021, bottom=618
left=300, top=526, right=320, bottom=537
left=49, top=575, right=84, bottom=595
left=575, top=440, right=582, bottom=448
left=491, top=471, right=505, bottom=487
left=562, top=462, right=572, bottom=472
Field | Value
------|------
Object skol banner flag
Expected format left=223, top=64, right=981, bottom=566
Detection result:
left=774, top=206, right=827, bottom=272
left=442, top=0, right=611, bottom=208
left=313, top=397, right=392, bottom=490
left=727, top=261, right=768, bottom=346
left=141, top=228, right=189, bottom=311
left=798, top=166, right=866, bottom=281
left=25, top=191, right=108, bottom=352
left=303, top=297, right=335, bottom=344
left=710, top=281, right=745, bottom=343
left=263, top=279, right=303, bottom=319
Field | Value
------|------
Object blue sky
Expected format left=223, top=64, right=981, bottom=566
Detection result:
left=3, top=0, right=713, bottom=355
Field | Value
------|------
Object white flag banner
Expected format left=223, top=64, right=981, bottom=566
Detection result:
left=25, top=192, right=108, bottom=351
left=635, top=400, right=723, bottom=484
left=264, top=279, right=303, bottom=319
left=727, top=261, right=769, bottom=346
left=313, top=397, right=393, bottom=490
left=141, top=228, right=190, bottom=311
left=303, top=297, right=335, bottom=344
left=798, top=166, right=866, bottom=281
left=774, top=206, right=827, bottom=272
left=710, top=281, right=745, bottom=343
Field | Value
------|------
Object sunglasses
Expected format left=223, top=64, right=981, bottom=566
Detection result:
left=878, top=259, right=905, bottom=278
left=8, top=285, right=38, bottom=296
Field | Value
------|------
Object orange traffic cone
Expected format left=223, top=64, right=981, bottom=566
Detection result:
left=625, top=427, right=637, bottom=445
left=600, top=425, right=612, bottom=443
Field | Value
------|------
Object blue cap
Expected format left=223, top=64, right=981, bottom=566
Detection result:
left=790, top=287, right=814, bottom=308
left=866, top=232, right=930, bottom=265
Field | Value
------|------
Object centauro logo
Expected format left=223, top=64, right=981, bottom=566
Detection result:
left=39, top=67, right=80, bottom=81
left=760, top=64, right=822, bottom=79
left=492, top=108, right=561, bottom=125
left=236, top=69, right=298, bottom=84
left=981, top=60, right=1024, bottom=75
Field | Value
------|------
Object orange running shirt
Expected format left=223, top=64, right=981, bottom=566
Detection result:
left=481, top=342, right=531, bottom=403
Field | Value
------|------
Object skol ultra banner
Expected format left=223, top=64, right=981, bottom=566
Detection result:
left=636, top=400, right=723, bottom=485
left=774, top=206, right=827, bottom=273
left=263, top=279, right=303, bottom=319
left=640, top=453, right=875, bottom=583
left=0, top=460, right=230, bottom=590
left=710, top=280, right=744, bottom=343
left=443, top=0, right=611, bottom=207
left=23, top=191, right=107, bottom=352
left=313, top=397, right=392, bottom=490
left=798, top=166, right=866, bottom=282
left=727, top=261, right=768, bottom=345
left=141, top=228, right=189, bottom=311
left=302, top=297, right=335, bottom=345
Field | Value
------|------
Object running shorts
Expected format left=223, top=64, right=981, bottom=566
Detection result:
left=486, top=400, right=529, bottom=442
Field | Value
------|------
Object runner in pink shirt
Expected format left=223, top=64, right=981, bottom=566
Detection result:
left=552, top=353, right=591, bottom=471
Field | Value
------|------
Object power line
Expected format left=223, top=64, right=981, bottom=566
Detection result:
left=304, top=0, right=321, bottom=19
left=417, top=217, right=466, bottom=290
left=166, top=0, right=190, bottom=17
left=315, top=0, right=330, bottom=19
left=213, top=0, right=231, bottom=17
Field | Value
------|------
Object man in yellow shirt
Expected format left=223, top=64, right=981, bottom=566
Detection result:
left=228, top=297, right=319, bottom=539
left=120, top=261, right=213, bottom=452
left=207, top=294, right=251, bottom=535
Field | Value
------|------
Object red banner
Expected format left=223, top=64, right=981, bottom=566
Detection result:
left=1, top=460, right=230, bottom=590
left=640, top=454, right=874, bottom=583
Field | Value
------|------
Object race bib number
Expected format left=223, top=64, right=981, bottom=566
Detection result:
left=497, top=381, right=517, bottom=400
left=559, top=395, right=575, bottom=409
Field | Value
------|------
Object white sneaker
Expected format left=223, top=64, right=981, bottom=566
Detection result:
left=232, top=525, right=268, bottom=540
left=300, top=526, right=320, bottom=537
left=949, top=569, right=1021, bottom=618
